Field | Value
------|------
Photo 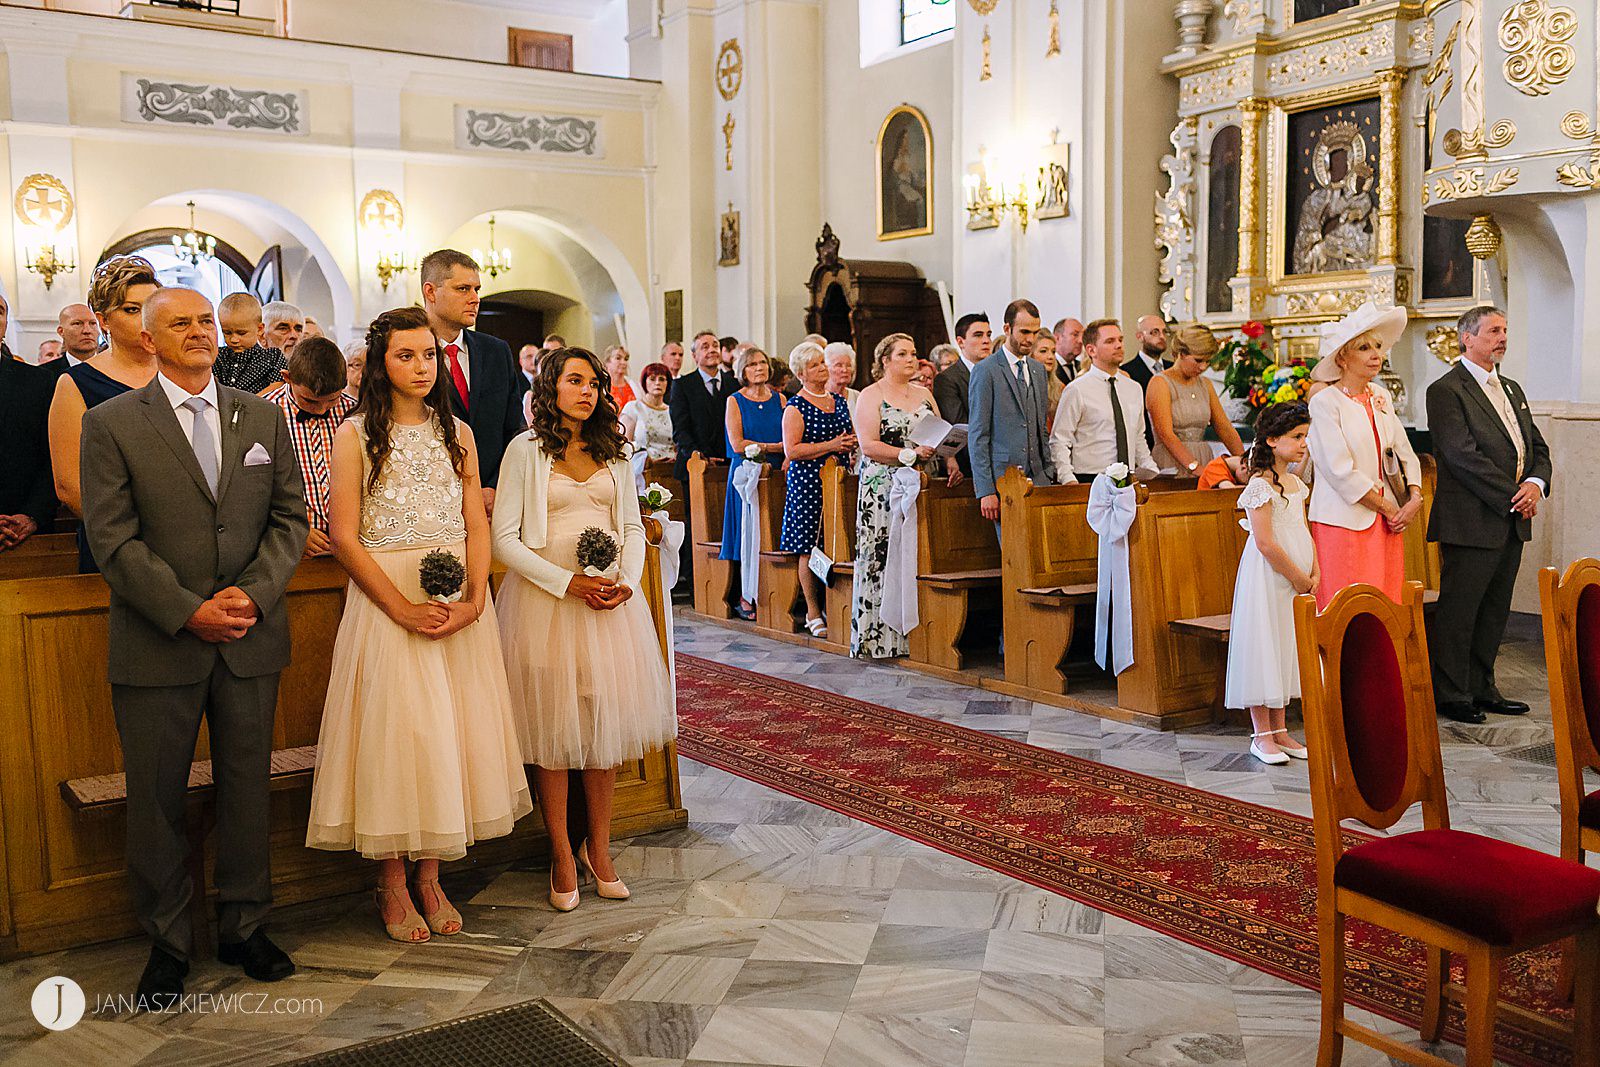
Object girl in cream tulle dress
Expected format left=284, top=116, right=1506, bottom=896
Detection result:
left=1225, top=402, right=1317, bottom=766
left=306, top=307, right=532, bottom=944
left=494, top=347, right=675, bottom=912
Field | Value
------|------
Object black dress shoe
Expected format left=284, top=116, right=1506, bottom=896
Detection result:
left=217, top=929, right=296, bottom=982
left=1438, top=701, right=1487, bottom=724
left=137, top=946, right=188, bottom=1010
left=1476, top=698, right=1530, bottom=716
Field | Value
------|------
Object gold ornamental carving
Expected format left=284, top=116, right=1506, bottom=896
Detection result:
left=721, top=113, right=735, bottom=171
left=715, top=39, right=743, bottom=101
left=1265, top=24, right=1394, bottom=91
left=1458, top=0, right=1486, bottom=159
left=1427, top=325, right=1460, bottom=365
left=967, top=0, right=999, bottom=13
left=1046, top=0, right=1061, bottom=58
left=1560, top=110, right=1593, bottom=140
left=1555, top=147, right=1600, bottom=189
left=1284, top=289, right=1366, bottom=316
left=1497, top=0, right=1577, bottom=97
left=358, top=188, right=404, bottom=234
left=1377, top=70, right=1403, bottom=266
left=14, top=173, right=74, bottom=231
left=1432, top=165, right=1519, bottom=200
left=980, top=25, right=992, bottom=81
left=1444, top=119, right=1514, bottom=158
left=1236, top=98, right=1267, bottom=280
left=1464, top=213, right=1502, bottom=259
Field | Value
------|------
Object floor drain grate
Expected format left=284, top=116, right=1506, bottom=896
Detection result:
left=288, top=999, right=628, bottom=1067
left=1502, top=741, right=1559, bottom=767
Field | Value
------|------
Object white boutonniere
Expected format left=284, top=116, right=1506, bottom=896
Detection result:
left=897, top=447, right=918, bottom=467
left=1104, top=462, right=1132, bottom=488
left=743, top=442, right=762, bottom=461
left=640, top=482, right=674, bottom=510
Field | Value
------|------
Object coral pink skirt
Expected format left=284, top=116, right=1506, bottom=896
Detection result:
left=1311, top=520, right=1404, bottom=610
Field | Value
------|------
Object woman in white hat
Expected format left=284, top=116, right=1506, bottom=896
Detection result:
left=1305, top=302, right=1422, bottom=608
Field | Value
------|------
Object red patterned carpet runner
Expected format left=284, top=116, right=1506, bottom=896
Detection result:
left=676, top=656, right=1574, bottom=1067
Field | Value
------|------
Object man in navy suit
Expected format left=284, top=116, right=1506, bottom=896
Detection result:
left=421, top=249, right=524, bottom=513
left=669, top=329, right=736, bottom=484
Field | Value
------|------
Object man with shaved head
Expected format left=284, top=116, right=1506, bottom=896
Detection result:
left=57, top=302, right=100, bottom=366
left=80, top=286, right=308, bottom=1008
left=1123, top=314, right=1169, bottom=446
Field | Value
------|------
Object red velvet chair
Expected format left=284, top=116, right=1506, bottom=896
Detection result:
left=1541, top=559, right=1600, bottom=867
left=1294, top=581, right=1600, bottom=1067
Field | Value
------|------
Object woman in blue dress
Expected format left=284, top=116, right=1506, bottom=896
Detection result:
left=719, top=347, right=785, bottom=619
left=780, top=344, right=855, bottom=637
left=46, top=256, right=162, bottom=573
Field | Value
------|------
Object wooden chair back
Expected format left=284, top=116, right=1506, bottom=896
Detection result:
left=1539, top=558, right=1600, bottom=859
left=1402, top=454, right=1441, bottom=589
left=1294, top=582, right=1449, bottom=859
left=819, top=459, right=857, bottom=566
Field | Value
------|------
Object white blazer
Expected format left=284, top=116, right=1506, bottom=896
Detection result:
left=1306, top=382, right=1421, bottom=531
left=491, top=431, right=646, bottom=599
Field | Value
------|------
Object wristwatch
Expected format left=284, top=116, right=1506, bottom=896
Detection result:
left=1186, top=460, right=1200, bottom=473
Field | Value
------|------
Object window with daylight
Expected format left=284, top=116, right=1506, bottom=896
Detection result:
left=900, top=0, right=955, bottom=46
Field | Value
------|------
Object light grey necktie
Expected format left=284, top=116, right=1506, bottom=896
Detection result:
left=183, top=396, right=219, bottom=496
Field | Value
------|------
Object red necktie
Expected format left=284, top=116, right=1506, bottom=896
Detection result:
left=445, top=342, right=470, bottom=410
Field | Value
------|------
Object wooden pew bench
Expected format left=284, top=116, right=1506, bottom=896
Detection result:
left=817, top=460, right=857, bottom=654
left=686, top=454, right=735, bottom=618
left=753, top=470, right=806, bottom=636
left=909, top=479, right=1002, bottom=672
left=0, top=532, right=79, bottom=582
left=60, top=746, right=318, bottom=958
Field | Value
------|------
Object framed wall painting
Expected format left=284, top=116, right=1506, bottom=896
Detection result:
left=1421, top=214, right=1474, bottom=301
left=876, top=104, right=933, bottom=240
left=1205, top=125, right=1242, bottom=314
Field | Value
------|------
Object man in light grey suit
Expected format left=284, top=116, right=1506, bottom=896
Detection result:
left=81, top=288, right=309, bottom=1007
left=970, top=299, right=1056, bottom=521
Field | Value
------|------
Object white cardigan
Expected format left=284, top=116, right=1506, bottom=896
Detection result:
left=1306, top=382, right=1421, bottom=531
left=491, top=432, right=646, bottom=599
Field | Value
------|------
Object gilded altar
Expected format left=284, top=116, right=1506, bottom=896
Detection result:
left=1157, top=1, right=1491, bottom=415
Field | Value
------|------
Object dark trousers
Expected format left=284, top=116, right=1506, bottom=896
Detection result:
left=1428, top=536, right=1524, bottom=707
left=112, top=667, right=280, bottom=961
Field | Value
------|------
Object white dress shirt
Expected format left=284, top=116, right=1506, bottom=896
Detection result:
left=999, top=346, right=1032, bottom=395
left=156, top=371, right=224, bottom=471
left=960, top=354, right=979, bottom=376
left=437, top=329, right=471, bottom=389
left=1459, top=357, right=1543, bottom=493
left=1049, top=366, right=1158, bottom=479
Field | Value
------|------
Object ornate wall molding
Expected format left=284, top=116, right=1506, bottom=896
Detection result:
left=121, top=75, right=303, bottom=133
left=1155, top=118, right=1199, bottom=322
left=1180, top=62, right=1252, bottom=112
left=1457, top=0, right=1486, bottom=157
left=1237, top=98, right=1268, bottom=280
left=1264, top=23, right=1394, bottom=91
left=1497, top=0, right=1577, bottom=98
left=1432, top=164, right=1520, bottom=199
left=454, top=107, right=603, bottom=157
left=1377, top=70, right=1403, bottom=265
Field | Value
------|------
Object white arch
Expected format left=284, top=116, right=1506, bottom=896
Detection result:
left=112, top=189, right=356, bottom=334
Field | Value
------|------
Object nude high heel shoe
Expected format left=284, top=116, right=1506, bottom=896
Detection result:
left=374, top=883, right=430, bottom=943
left=549, top=859, right=580, bottom=912
left=578, top=842, right=631, bottom=900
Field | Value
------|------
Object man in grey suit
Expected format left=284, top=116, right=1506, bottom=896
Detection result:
left=971, top=299, right=1056, bottom=521
left=1425, top=304, right=1551, bottom=724
left=931, top=312, right=992, bottom=479
left=81, top=288, right=309, bottom=1007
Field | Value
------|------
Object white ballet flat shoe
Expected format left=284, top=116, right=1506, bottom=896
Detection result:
left=1249, top=732, right=1291, bottom=766
left=1272, top=731, right=1309, bottom=760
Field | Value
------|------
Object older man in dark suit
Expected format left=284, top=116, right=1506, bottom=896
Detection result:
left=422, top=249, right=525, bottom=510
left=1426, top=304, right=1552, bottom=724
left=81, top=287, right=309, bottom=1006
left=669, top=329, right=736, bottom=483
left=932, top=312, right=992, bottom=480
left=0, top=295, right=58, bottom=548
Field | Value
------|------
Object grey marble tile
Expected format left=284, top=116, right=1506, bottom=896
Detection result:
left=688, top=1005, right=842, bottom=1066
left=864, top=926, right=992, bottom=972
left=721, top=960, right=862, bottom=1012
left=961, top=1020, right=1103, bottom=1067
left=844, top=965, right=981, bottom=1019
left=1103, top=1030, right=1247, bottom=1067
left=973, top=972, right=1104, bottom=1027
left=982, top=930, right=1104, bottom=978
left=1103, top=978, right=1241, bottom=1036
left=823, top=1013, right=971, bottom=1067
left=638, top=916, right=772, bottom=958
left=479, top=947, right=631, bottom=999
left=746, top=920, right=878, bottom=965
left=600, top=953, right=744, bottom=1005
left=572, top=999, right=716, bottom=1060
left=880, top=889, right=1001, bottom=930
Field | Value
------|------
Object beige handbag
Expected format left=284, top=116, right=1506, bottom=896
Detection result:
left=1381, top=445, right=1410, bottom=503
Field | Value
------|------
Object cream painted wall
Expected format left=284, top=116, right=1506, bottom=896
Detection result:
left=818, top=0, right=952, bottom=296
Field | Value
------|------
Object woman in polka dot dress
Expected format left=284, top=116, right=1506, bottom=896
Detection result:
left=780, top=345, right=856, bottom=637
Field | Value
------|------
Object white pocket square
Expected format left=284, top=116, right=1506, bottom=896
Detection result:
left=243, top=443, right=272, bottom=467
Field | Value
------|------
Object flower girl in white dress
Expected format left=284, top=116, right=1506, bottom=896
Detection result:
left=1224, top=402, right=1318, bottom=765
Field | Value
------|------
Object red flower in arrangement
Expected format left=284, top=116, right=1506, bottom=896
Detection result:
left=1241, top=320, right=1267, bottom=339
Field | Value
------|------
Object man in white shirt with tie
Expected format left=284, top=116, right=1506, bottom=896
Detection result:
left=1049, top=319, right=1160, bottom=483
left=1425, top=305, right=1552, bottom=722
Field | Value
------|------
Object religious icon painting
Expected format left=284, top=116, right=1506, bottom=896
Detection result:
left=876, top=105, right=933, bottom=240
left=718, top=205, right=740, bottom=267
left=1421, top=214, right=1474, bottom=301
left=1206, top=125, right=1242, bottom=314
left=1283, top=97, right=1381, bottom=277
left=1292, top=0, right=1360, bottom=23
left=1035, top=143, right=1070, bottom=221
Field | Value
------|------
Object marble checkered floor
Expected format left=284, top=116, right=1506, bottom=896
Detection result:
left=0, top=609, right=1585, bottom=1067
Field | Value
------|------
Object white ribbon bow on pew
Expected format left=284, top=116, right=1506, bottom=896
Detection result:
left=1086, top=475, right=1138, bottom=675
left=880, top=466, right=923, bottom=636
left=731, top=460, right=762, bottom=606
left=648, top=509, right=685, bottom=683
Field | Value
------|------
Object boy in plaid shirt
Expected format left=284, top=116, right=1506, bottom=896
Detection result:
left=264, top=336, right=356, bottom=556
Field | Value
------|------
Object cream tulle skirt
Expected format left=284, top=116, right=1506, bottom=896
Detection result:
left=306, top=542, right=533, bottom=860
left=497, top=570, right=677, bottom=770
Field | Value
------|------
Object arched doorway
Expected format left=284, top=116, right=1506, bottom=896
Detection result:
left=99, top=228, right=257, bottom=308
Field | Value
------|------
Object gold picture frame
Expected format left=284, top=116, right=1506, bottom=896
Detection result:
left=876, top=105, right=933, bottom=241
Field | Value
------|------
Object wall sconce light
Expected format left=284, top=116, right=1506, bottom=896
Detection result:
left=472, top=215, right=512, bottom=280
left=374, top=248, right=417, bottom=292
left=964, top=163, right=1001, bottom=230
left=24, top=234, right=76, bottom=290
left=964, top=151, right=1033, bottom=231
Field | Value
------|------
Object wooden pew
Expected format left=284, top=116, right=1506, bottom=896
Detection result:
left=753, top=468, right=805, bottom=635
left=994, top=469, right=1097, bottom=698
left=818, top=460, right=858, bottom=654
left=641, top=459, right=687, bottom=528
left=0, top=537, right=686, bottom=959
left=686, top=453, right=735, bottom=618
left=0, top=533, right=79, bottom=582
left=908, top=477, right=1002, bottom=671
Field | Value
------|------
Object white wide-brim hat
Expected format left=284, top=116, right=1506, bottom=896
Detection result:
left=1311, top=302, right=1408, bottom=381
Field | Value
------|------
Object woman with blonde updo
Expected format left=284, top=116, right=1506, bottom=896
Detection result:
left=1146, top=324, right=1244, bottom=476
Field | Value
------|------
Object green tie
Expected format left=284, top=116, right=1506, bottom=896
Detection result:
left=1109, top=378, right=1130, bottom=467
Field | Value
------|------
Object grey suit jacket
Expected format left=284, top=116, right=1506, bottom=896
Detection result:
left=81, top=377, right=310, bottom=686
left=1425, top=360, right=1552, bottom=549
left=968, top=349, right=1056, bottom=500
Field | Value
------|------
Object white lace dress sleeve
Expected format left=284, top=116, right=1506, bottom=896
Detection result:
left=1237, top=477, right=1277, bottom=511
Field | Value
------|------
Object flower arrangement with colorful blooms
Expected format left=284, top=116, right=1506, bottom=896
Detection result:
left=1209, top=320, right=1318, bottom=425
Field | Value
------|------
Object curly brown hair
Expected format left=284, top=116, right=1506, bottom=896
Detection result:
left=526, top=347, right=627, bottom=462
left=356, top=306, right=469, bottom=498
left=1248, top=401, right=1310, bottom=495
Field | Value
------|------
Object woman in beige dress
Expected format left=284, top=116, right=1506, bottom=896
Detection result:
left=1147, top=324, right=1244, bottom=476
left=494, top=348, right=676, bottom=912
